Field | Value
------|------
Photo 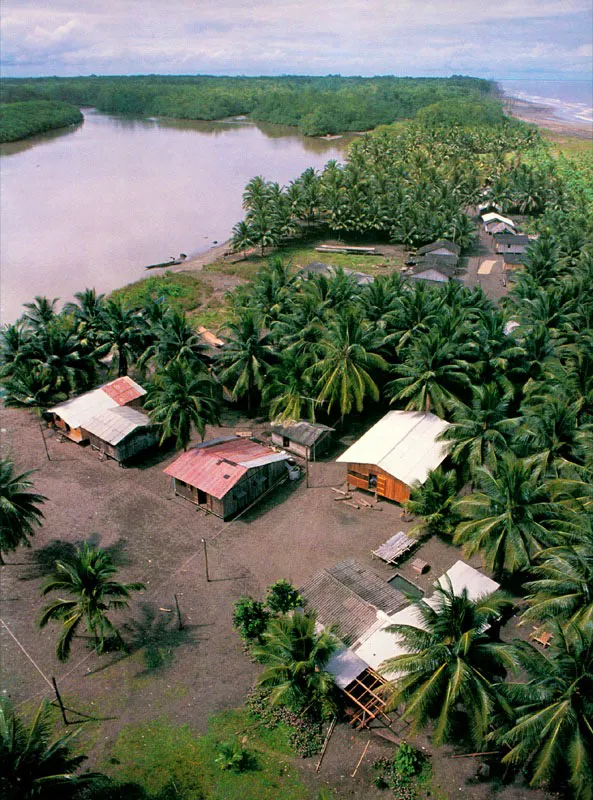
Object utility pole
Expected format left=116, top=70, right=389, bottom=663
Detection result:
left=201, top=538, right=210, bottom=582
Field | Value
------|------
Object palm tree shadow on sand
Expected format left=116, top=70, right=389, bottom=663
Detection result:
left=18, top=534, right=131, bottom=581
left=114, top=601, right=207, bottom=677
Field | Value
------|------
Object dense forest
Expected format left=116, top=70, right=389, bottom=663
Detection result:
left=1, top=111, right=592, bottom=797
left=0, top=100, right=83, bottom=143
left=0, top=74, right=497, bottom=136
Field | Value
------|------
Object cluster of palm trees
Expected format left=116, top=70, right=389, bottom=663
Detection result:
left=231, top=120, right=548, bottom=255
left=379, top=582, right=593, bottom=799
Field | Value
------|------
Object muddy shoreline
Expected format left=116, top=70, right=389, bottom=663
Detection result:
left=503, top=95, right=592, bottom=140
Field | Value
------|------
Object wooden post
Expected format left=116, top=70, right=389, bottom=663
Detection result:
left=52, top=676, right=68, bottom=725
left=315, top=716, right=336, bottom=773
left=174, top=594, right=184, bottom=630
left=305, top=456, right=309, bottom=488
left=39, top=422, right=51, bottom=462
left=201, top=538, right=210, bottom=582
left=351, top=739, right=371, bottom=777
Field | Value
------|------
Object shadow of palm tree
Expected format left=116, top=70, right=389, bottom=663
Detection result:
left=121, top=602, right=203, bottom=676
left=19, top=534, right=131, bottom=580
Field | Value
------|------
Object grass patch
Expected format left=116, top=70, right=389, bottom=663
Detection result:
left=110, top=271, right=211, bottom=314
left=204, top=242, right=402, bottom=280
left=542, top=129, right=593, bottom=158
left=106, top=708, right=308, bottom=800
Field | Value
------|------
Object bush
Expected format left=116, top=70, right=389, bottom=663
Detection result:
left=246, top=687, right=324, bottom=758
left=214, top=738, right=256, bottom=773
left=373, top=741, right=429, bottom=799
left=266, top=580, right=303, bottom=614
left=232, top=597, right=271, bottom=643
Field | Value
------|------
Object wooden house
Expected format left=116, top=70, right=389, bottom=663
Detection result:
left=270, top=421, right=334, bottom=460
left=82, top=406, right=158, bottom=462
left=503, top=253, right=527, bottom=272
left=494, top=233, right=530, bottom=255
left=336, top=411, right=450, bottom=504
left=486, top=220, right=516, bottom=236
left=48, top=377, right=146, bottom=444
left=415, top=240, right=460, bottom=267
left=409, top=260, right=457, bottom=284
left=163, top=436, right=291, bottom=519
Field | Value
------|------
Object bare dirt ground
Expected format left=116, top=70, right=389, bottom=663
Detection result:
left=0, top=404, right=553, bottom=799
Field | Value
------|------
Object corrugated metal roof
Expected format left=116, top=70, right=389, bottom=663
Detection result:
left=270, top=421, right=334, bottom=447
left=435, top=560, right=499, bottom=602
left=336, top=411, right=450, bottom=487
left=301, top=570, right=386, bottom=646
left=301, top=559, right=407, bottom=646
left=101, top=376, right=146, bottom=406
left=326, top=647, right=369, bottom=689
left=163, top=436, right=288, bottom=499
left=327, top=560, right=408, bottom=616
left=494, top=234, right=530, bottom=245
left=481, top=212, right=515, bottom=227
left=49, top=377, right=146, bottom=429
left=81, top=406, right=152, bottom=446
left=49, top=390, right=118, bottom=429
left=416, top=239, right=460, bottom=256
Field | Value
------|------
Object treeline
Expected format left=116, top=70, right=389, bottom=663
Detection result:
left=0, top=100, right=83, bottom=143
left=232, top=120, right=550, bottom=253
left=0, top=74, right=497, bottom=136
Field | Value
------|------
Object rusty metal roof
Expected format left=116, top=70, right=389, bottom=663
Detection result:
left=163, top=437, right=289, bottom=499
left=101, top=377, right=146, bottom=406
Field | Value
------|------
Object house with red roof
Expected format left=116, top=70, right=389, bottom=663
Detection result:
left=164, top=436, right=292, bottom=518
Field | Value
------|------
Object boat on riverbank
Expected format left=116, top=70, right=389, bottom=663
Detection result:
left=144, top=253, right=187, bottom=270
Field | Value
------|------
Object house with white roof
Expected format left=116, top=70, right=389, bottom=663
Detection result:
left=336, top=411, right=450, bottom=503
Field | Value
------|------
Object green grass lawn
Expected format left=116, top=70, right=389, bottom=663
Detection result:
left=106, top=708, right=309, bottom=800
left=111, top=271, right=212, bottom=314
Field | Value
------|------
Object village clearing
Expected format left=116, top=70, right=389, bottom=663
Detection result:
left=1, top=404, right=549, bottom=799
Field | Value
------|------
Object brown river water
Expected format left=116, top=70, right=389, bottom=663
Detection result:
left=0, top=109, right=346, bottom=323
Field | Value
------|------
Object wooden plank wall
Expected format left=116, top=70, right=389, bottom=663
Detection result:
left=346, top=463, right=410, bottom=503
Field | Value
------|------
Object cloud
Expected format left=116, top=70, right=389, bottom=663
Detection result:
left=1, top=1, right=591, bottom=78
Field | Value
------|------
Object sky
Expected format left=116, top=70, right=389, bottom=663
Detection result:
left=1, top=0, right=592, bottom=81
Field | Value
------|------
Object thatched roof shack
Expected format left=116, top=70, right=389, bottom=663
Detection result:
left=163, top=435, right=291, bottom=519
left=494, top=233, right=530, bottom=254
left=48, top=377, right=146, bottom=444
left=270, top=421, right=334, bottom=459
left=337, top=411, right=450, bottom=504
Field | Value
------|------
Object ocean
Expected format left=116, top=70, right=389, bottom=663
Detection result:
left=499, top=78, right=593, bottom=128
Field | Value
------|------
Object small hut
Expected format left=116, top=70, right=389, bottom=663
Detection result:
left=270, top=421, right=334, bottom=460
left=163, top=435, right=291, bottom=519
left=82, top=406, right=158, bottom=462
left=416, top=240, right=460, bottom=267
left=494, top=234, right=530, bottom=254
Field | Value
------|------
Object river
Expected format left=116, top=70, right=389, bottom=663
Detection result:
left=0, top=109, right=346, bottom=323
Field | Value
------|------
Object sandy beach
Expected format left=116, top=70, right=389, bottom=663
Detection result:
left=503, top=95, right=593, bottom=140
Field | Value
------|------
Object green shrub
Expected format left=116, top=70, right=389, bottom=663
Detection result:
left=246, top=687, right=324, bottom=758
left=266, top=580, right=303, bottom=614
left=372, top=741, right=428, bottom=798
left=214, top=738, right=256, bottom=773
left=232, top=597, right=271, bottom=643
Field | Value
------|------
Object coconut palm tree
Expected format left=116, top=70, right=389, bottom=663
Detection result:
left=405, top=468, right=460, bottom=538
left=521, top=516, right=593, bottom=627
left=441, top=384, right=516, bottom=476
left=215, top=310, right=275, bottom=414
left=39, top=543, right=145, bottom=662
left=231, top=219, right=255, bottom=259
left=139, top=309, right=208, bottom=373
left=0, top=456, right=46, bottom=565
left=492, top=621, right=593, bottom=799
left=453, top=454, right=558, bottom=578
left=144, top=360, right=220, bottom=450
left=21, top=296, right=58, bottom=331
left=64, top=288, right=106, bottom=350
left=386, top=329, right=472, bottom=417
left=263, top=351, right=318, bottom=423
left=308, top=308, right=387, bottom=422
left=252, top=611, right=339, bottom=718
left=381, top=581, right=514, bottom=747
left=96, top=299, right=146, bottom=377
left=0, top=698, right=103, bottom=799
